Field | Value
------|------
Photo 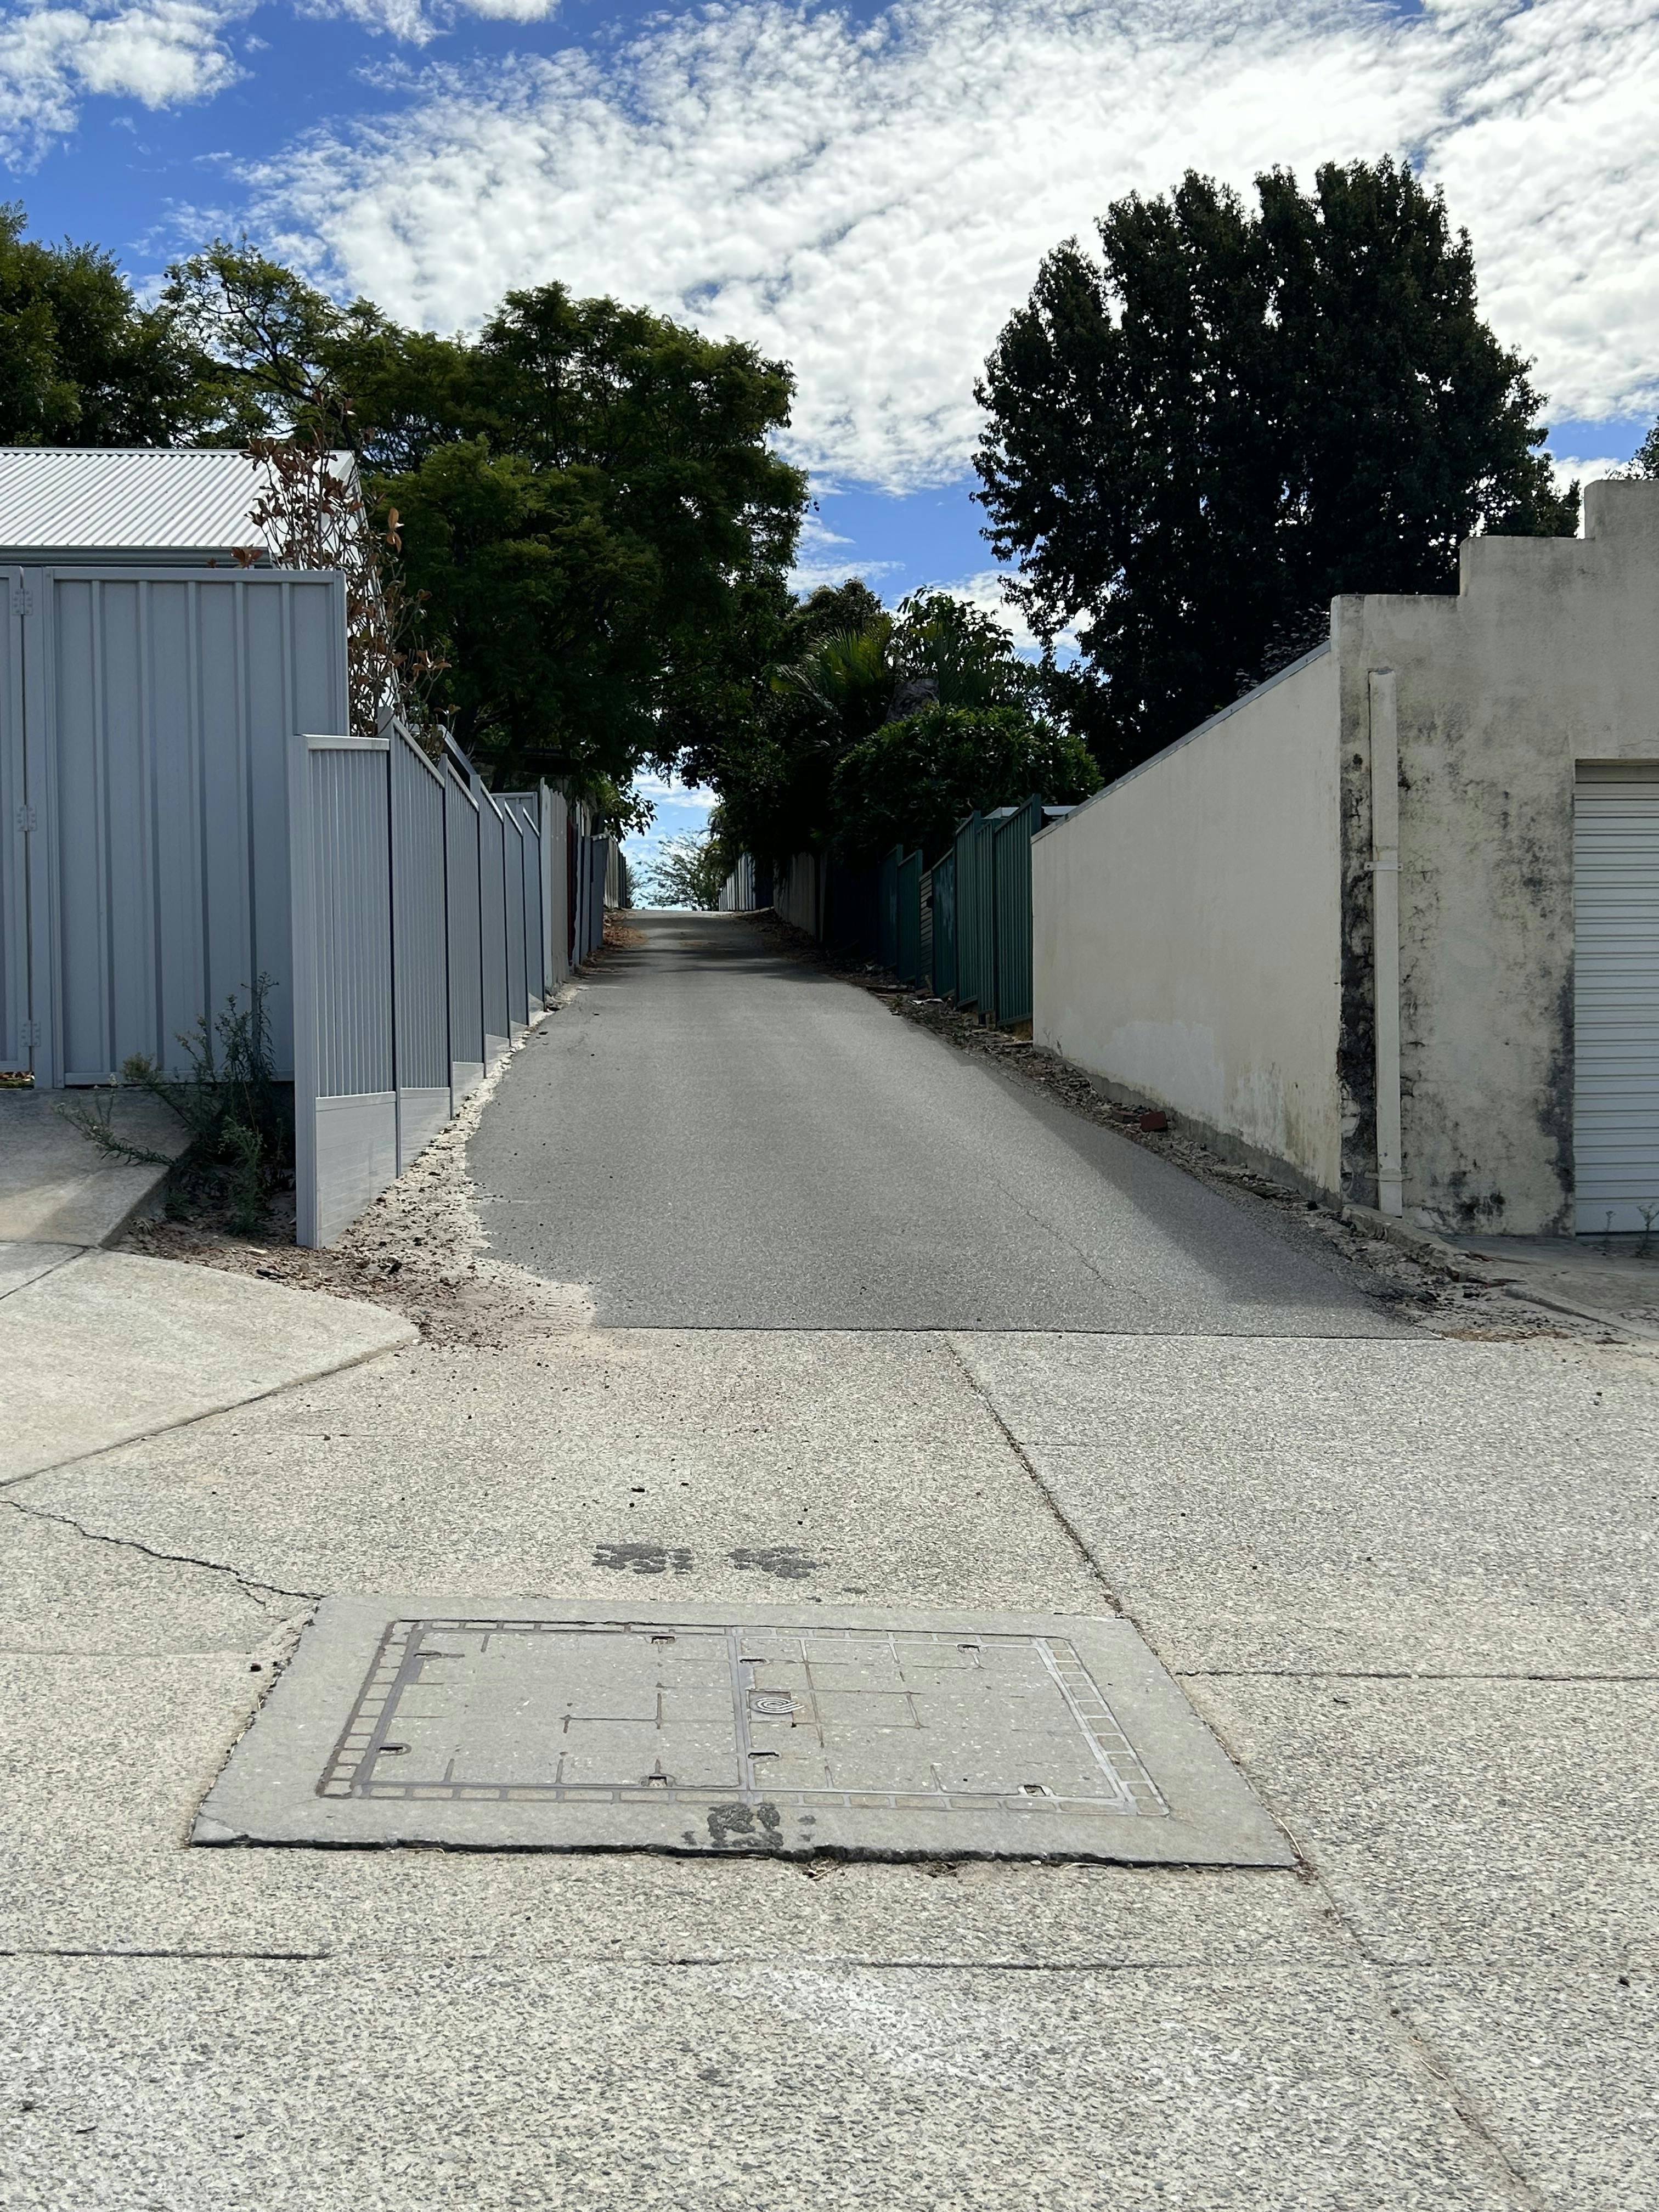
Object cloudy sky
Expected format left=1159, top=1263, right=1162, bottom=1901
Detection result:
left=8, top=0, right=1656, bottom=880
left=8, top=0, right=1657, bottom=603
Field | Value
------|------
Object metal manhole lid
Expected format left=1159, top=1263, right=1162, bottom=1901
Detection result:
left=195, top=1599, right=1291, bottom=1865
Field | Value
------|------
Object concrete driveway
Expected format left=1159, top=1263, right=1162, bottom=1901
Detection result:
left=2, top=914, right=1654, bottom=2211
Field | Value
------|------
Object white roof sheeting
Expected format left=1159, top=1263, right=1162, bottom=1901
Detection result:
left=0, top=445, right=357, bottom=562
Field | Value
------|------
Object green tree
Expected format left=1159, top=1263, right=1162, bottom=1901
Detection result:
left=830, top=705, right=1100, bottom=863
left=165, top=246, right=807, bottom=795
left=975, top=159, right=1579, bottom=777
left=635, top=831, right=725, bottom=909
left=673, top=583, right=1053, bottom=867
left=0, top=204, right=198, bottom=445
left=672, top=577, right=887, bottom=868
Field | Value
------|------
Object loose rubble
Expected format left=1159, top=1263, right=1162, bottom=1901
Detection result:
left=121, top=991, right=595, bottom=1350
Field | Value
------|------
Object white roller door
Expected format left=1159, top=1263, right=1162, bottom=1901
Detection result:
left=1574, top=771, right=1659, bottom=1233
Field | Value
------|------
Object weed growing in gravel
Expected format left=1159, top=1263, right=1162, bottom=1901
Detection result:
left=59, top=976, right=292, bottom=1232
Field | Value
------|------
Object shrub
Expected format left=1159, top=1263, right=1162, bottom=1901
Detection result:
left=828, top=706, right=1101, bottom=862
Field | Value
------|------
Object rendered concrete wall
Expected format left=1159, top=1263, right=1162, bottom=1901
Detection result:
left=1334, top=478, right=1659, bottom=1235
left=1034, top=647, right=1345, bottom=1196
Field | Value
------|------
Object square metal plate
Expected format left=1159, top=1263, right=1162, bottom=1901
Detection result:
left=195, top=1599, right=1293, bottom=1864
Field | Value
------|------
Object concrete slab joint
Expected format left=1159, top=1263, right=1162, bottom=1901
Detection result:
left=195, top=1599, right=1294, bottom=1866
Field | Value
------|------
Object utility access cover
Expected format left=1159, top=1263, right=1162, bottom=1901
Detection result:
left=195, top=1599, right=1290, bottom=1864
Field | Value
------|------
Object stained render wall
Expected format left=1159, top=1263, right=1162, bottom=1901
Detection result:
left=1333, top=478, right=1659, bottom=1235
left=1032, top=646, right=1346, bottom=1197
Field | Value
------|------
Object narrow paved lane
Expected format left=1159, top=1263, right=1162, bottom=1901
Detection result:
left=470, top=910, right=1401, bottom=1334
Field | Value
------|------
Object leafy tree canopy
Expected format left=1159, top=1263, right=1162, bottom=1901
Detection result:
left=677, top=584, right=1049, bottom=867
left=975, top=159, right=1579, bottom=777
left=158, top=244, right=809, bottom=798
left=0, top=204, right=198, bottom=445
left=830, top=705, right=1101, bottom=864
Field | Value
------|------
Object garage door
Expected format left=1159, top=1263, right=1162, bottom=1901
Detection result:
left=1575, top=770, right=1659, bottom=1233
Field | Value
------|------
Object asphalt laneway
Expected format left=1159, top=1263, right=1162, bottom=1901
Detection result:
left=7, top=912, right=1656, bottom=2208
left=468, top=908, right=1404, bottom=1334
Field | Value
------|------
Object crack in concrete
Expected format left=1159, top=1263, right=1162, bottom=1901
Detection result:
left=1178, top=1666, right=1659, bottom=1683
left=0, top=1494, right=317, bottom=1609
left=1376, top=1976, right=1556, bottom=2211
left=0, top=1948, right=336, bottom=1962
left=941, top=1351, right=1566, bottom=2202
left=944, top=1337, right=1119, bottom=1604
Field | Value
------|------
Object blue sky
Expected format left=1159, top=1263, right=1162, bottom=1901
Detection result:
left=6, top=0, right=1655, bottom=880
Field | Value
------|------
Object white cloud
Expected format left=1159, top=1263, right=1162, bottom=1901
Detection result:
left=299, top=0, right=557, bottom=48
left=1550, top=453, right=1630, bottom=495
left=251, top=0, right=1659, bottom=488
left=632, top=769, right=718, bottom=812
left=0, top=0, right=552, bottom=157
left=0, top=0, right=245, bottom=157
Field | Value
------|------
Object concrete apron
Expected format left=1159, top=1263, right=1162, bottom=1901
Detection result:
left=0, top=1087, right=188, bottom=1248
left=3, top=1307, right=1655, bottom=2207
left=3, top=933, right=1654, bottom=2205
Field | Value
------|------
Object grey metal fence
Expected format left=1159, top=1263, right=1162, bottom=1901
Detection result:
left=477, top=783, right=510, bottom=1063
left=504, top=803, right=528, bottom=1033
left=289, top=731, right=398, bottom=1248
left=1, top=566, right=348, bottom=1084
left=443, top=761, right=484, bottom=1099
left=290, top=721, right=556, bottom=1249
left=895, top=849, right=922, bottom=984
left=390, top=730, right=452, bottom=1165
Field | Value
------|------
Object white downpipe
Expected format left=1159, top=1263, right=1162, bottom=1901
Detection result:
left=1369, top=668, right=1404, bottom=1217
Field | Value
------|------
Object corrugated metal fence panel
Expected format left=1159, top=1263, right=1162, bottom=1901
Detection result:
left=991, top=796, right=1042, bottom=1029
left=1, top=599, right=26, bottom=1070
left=1574, top=775, right=1659, bottom=1231
left=390, top=725, right=451, bottom=1169
left=522, top=809, right=545, bottom=1005
left=919, top=867, right=933, bottom=992
left=878, top=847, right=900, bottom=969
left=953, top=814, right=983, bottom=1009
left=932, top=848, right=957, bottom=1001
left=443, top=763, right=484, bottom=1097
left=35, top=569, right=347, bottom=1085
left=719, top=852, right=755, bottom=912
left=477, top=785, right=510, bottom=1057
left=504, top=805, right=528, bottom=1031
left=895, top=849, right=921, bottom=984
left=288, top=732, right=396, bottom=1249
left=775, top=852, right=819, bottom=934
left=310, top=746, right=394, bottom=1097
left=500, top=792, right=548, bottom=1006
left=543, top=787, right=568, bottom=987
left=974, top=814, right=1006, bottom=1021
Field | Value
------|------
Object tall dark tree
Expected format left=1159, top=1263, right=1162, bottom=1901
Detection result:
left=0, top=204, right=198, bottom=445
left=975, top=160, right=1579, bottom=777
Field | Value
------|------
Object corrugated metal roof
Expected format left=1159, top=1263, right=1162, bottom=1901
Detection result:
left=0, top=445, right=356, bottom=558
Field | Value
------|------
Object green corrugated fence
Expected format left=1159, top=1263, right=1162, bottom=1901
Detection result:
left=948, top=795, right=1079, bottom=1027
left=896, top=849, right=922, bottom=984
left=931, top=847, right=957, bottom=997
